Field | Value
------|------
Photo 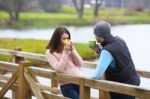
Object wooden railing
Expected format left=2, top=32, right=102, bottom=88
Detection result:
left=0, top=48, right=150, bottom=99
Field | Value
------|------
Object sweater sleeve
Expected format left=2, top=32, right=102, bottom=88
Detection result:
left=91, top=50, right=114, bottom=80
left=70, top=47, right=83, bottom=67
left=46, top=49, right=69, bottom=72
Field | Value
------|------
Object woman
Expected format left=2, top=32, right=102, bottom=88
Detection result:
left=46, top=27, right=82, bottom=99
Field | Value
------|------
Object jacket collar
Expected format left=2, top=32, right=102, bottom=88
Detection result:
left=101, top=34, right=115, bottom=47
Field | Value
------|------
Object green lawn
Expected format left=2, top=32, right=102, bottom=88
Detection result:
left=0, top=7, right=150, bottom=28
left=0, top=38, right=97, bottom=62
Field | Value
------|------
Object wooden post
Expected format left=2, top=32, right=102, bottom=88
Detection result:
left=99, top=90, right=110, bottom=99
left=0, top=68, right=6, bottom=74
left=18, top=61, right=31, bottom=99
left=12, top=48, right=25, bottom=99
left=99, top=76, right=110, bottom=99
left=79, top=78, right=90, bottom=99
left=0, top=70, right=18, bottom=98
left=51, top=72, right=58, bottom=88
left=24, top=67, right=44, bottom=99
left=11, top=48, right=25, bottom=64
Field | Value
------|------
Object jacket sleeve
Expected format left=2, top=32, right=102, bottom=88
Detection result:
left=46, top=50, right=69, bottom=72
left=91, top=50, right=114, bottom=79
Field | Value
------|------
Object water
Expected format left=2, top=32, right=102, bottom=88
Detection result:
left=0, top=24, right=150, bottom=70
left=1, top=24, right=150, bottom=98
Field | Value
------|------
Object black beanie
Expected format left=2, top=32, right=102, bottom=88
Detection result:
left=94, top=21, right=111, bottom=37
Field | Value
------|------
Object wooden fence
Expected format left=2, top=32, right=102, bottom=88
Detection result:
left=0, top=48, right=150, bottom=99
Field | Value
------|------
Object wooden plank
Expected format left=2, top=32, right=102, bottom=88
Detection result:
left=0, top=75, right=61, bottom=94
left=42, top=91, right=70, bottom=99
left=83, top=61, right=150, bottom=78
left=2, top=97, right=11, bottom=99
left=28, top=67, right=54, bottom=78
left=0, top=69, right=6, bottom=74
left=17, top=51, right=47, bottom=61
left=79, top=78, right=90, bottom=99
left=37, top=83, right=61, bottom=94
left=99, top=77, right=110, bottom=99
left=0, top=49, right=12, bottom=55
left=82, top=61, right=97, bottom=69
left=1, top=49, right=150, bottom=78
left=29, top=67, right=79, bottom=84
left=0, top=74, right=10, bottom=81
left=29, top=61, right=150, bottom=79
left=51, top=72, right=58, bottom=89
left=0, top=70, right=18, bottom=98
left=28, top=67, right=150, bottom=99
left=99, top=89, right=110, bottom=99
left=24, top=67, right=44, bottom=99
left=57, top=73, right=79, bottom=84
left=54, top=73, right=150, bottom=99
left=51, top=79, right=58, bottom=88
left=11, top=48, right=24, bottom=99
left=84, top=78, right=150, bottom=99
left=0, top=61, right=18, bottom=72
left=18, top=62, right=31, bottom=99
left=137, top=70, right=150, bottom=78
left=0, top=49, right=47, bottom=61
left=0, top=80, right=18, bottom=91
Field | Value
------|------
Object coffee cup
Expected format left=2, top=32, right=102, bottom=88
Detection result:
left=88, top=40, right=96, bottom=47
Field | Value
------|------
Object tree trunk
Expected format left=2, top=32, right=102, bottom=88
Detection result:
left=8, top=11, right=14, bottom=20
left=14, top=11, right=19, bottom=21
left=79, top=0, right=84, bottom=18
left=94, top=0, right=103, bottom=17
left=72, top=0, right=85, bottom=18
left=94, top=0, right=99, bottom=17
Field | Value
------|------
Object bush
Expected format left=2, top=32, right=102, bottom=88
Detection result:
left=133, top=4, right=144, bottom=12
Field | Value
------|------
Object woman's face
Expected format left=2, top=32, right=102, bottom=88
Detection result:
left=61, top=33, right=69, bottom=44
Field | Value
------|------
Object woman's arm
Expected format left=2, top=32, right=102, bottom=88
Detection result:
left=70, top=47, right=82, bottom=67
left=91, top=50, right=114, bottom=79
left=46, top=49, right=69, bottom=72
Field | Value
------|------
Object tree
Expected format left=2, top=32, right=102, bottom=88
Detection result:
left=72, top=0, right=85, bottom=18
left=39, top=0, right=62, bottom=12
left=93, top=0, right=104, bottom=17
left=0, top=0, right=26, bottom=21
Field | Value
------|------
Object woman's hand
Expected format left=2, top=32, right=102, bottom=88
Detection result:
left=64, top=40, right=73, bottom=53
left=64, top=44, right=71, bottom=53
left=70, top=41, right=74, bottom=51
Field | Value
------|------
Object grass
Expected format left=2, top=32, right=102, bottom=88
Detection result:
left=0, top=6, right=150, bottom=29
left=0, top=38, right=97, bottom=62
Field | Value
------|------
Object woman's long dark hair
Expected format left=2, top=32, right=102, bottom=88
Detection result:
left=46, top=27, right=71, bottom=53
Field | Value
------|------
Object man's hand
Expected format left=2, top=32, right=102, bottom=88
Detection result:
left=90, top=44, right=101, bottom=53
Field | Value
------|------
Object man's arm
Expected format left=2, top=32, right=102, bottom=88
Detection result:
left=91, top=50, right=114, bottom=79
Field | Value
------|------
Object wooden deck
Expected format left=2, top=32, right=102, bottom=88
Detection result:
left=0, top=48, right=150, bottom=99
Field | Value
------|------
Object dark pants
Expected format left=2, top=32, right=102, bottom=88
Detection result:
left=110, top=92, right=135, bottom=99
left=110, top=76, right=140, bottom=99
left=60, top=83, right=79, bottom=99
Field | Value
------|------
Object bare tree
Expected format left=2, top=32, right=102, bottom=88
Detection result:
left=0, top=0, right=26, bottom=21
left=94, top=0, right=104, bottom=17
left=39, top=0, right=62, bottom=12
left=72, top=0, right=85, bottom=18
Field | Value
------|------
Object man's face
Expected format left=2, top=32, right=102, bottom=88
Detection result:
left=95, top=35, right=104, bottom=43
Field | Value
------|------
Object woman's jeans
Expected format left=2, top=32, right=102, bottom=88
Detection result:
left=60, top=83, right=79, bottom=99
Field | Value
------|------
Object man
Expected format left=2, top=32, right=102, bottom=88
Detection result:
left=90, top=21, right=140, bottom=99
